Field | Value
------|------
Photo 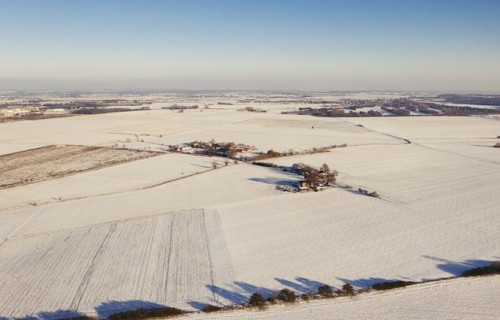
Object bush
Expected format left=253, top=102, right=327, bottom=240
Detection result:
left=106, top=307, right=187, bottom=320
left=341, top=283, right=355, bottom=295
left=368, top=191, right=380, bottom=198
left=202, top=305, right=224, bottom=313
left=372, top=281, right=417, bottom=291
left=249, top=293, right=266, bottom=307
left=358, top=188, right=380, bottom=198
left=494, top=142, right=500, bottom=148
left=277, top=289, right=296, bottom=303
left=300, top=293, right=312, bottom=301
left=267, top=296, right=278, bottom=304
left=317, top=284, right=333, bottom=297
left=462, top=262, right=500, bottom=277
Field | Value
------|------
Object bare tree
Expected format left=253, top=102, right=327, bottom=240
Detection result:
left=320, top=163, right=330, bottom=173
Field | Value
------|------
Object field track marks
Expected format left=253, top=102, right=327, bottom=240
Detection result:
left=70, top=222, right=117, bottom=310
left=0, top=209, right=236, bottom=318
left=204, top=209, right=236, bottom=304
left=165, top=210, right=212, bottom=303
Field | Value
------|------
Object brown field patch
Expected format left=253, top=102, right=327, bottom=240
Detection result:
left=0, top=145, right=161, bottom=189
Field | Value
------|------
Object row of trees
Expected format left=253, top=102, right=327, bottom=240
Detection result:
left=248, top=283, right=355, bottom=308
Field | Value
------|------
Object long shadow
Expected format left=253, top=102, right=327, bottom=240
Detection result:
left=248, top=177, right=297, bottom=187
left=187, top=301, right=208, bottom=310
left=206, top=284, right=248, bottom=305
left=422, top=255, right=492, bottom=276
left=206, top=276, right=330, bottom=306
left=11, top=310, right=90, bottom=320
left=6, top=300, right=183, bottom=320
left=337, top=276, right=392, bottom=288
left=275, top=278, right=310, bottom=293
left=296, top=277, right=329, bottom=292
left=234, top=281, right=275, bottom=297
left=95, top=300, right=168, bottom=319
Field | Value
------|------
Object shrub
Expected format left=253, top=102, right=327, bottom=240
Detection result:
left=358, top=188, right=369, bottom=195
left=372, top=280, right=417, bottom=291
left=249, top=293, right=266, bottom=307
left=317, top=284, right=333, bottom=297
left=494, top=142, right=500, bottom=148
left=462, top=262, right=500, bottom=277
left=106, top=307, right=187, bottom=320
left=368, top=191, right=380, bottom=198
left=266, top=296, right=278, bottom=304
left=341, top=283, right=355, bottom=295
left=277, top=289, right=296, bottom=303
left=300, top=293, right=312, bottom=301
left=202, top=305, right=224, bottom=313
left=358, top=188, right=380, bottom=198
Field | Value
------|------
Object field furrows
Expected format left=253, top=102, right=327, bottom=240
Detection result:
left=204, top=209, right=237, bottom=305
left=0, top=145, right=159, bottom=189
left=0, top=225, right=111, bottom=318
left=0, top=209, right=236, bottom=319
left=165, top=212, right=212, bottom=303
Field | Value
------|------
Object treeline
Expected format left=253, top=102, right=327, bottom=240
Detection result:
left=283, top=107, right=382, bottom=117
left=54, top=261, right=499, bottom=320
left=71, top=108, right=138, bottom=115
left=437, top=94, right=500, bottom=106
left=43, top=100, right=147, bottom=109
left=162, top=104, right=199, bottom=110
left=248, top=144, right=347, bottom=162
left=283, top=98, right=500, bottom=117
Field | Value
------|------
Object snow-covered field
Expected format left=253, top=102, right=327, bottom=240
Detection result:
left=0, top=153, right=224, bottom=210
left=0, top=96, right=498, bottom=319
left=0, top=210, right=235, bottom=318
left=0, top=145, right=158, bottom=190
left=179, top=276, right=500, bottom=320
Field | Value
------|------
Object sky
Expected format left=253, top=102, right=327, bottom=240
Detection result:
left=1, top=0, right=500, bottom=92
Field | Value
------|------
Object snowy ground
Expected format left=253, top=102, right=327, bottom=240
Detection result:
left=0, top=153, right=225, bottom=210
left=0, top=210, right=235, bottom=319
left=0, top=97, right=498, bottom=319
left=178, top=276, right=500, bottom=320
left=0, top=145, right=158, bottom=190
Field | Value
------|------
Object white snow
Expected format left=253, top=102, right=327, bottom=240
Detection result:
left=178, top=276, right=500, bottom=320
left=0, top=96, right=498, bottom=319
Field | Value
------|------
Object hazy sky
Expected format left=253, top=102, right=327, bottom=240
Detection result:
left=1, top=0, right=500, bottom=91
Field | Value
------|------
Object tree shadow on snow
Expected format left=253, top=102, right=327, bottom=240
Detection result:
left=95, top=300, right=169, bottom=319
left=248, top=177, right=297, bottom=187
left=186, top=301, right=209, bottom=311
left=422, top=255, right=492, bottom=277
left=206, top=284, right=248, bottom=305
left=336, top=276, right=392, bottom=289
left=206, top=277, right=331, bottom=307
left=275, top=277, right=328, bottom=293
left=234, top=281, right=276, bottom=297
left=10, top=310, right=90, bottom=320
